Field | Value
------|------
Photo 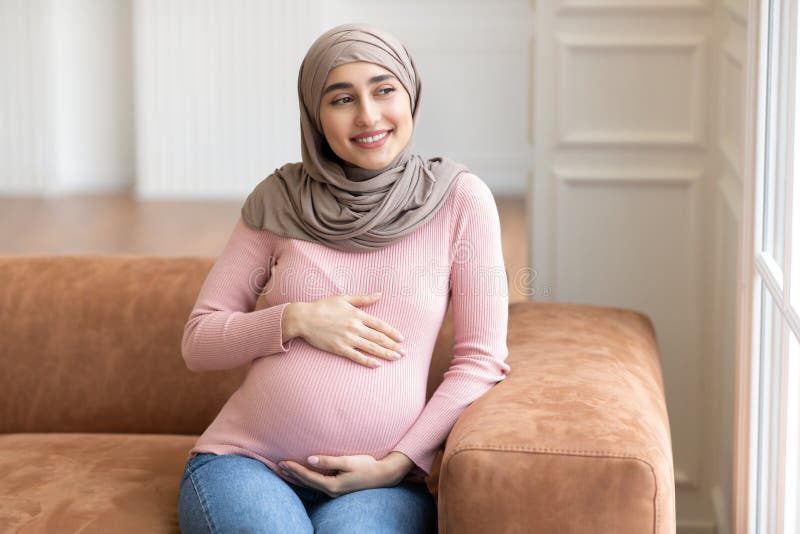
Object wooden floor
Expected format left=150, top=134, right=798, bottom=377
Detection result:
left=0, top=193, right=528, bottom=302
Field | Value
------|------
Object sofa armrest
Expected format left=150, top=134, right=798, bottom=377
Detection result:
left=434, top=301, right=676, bottom=534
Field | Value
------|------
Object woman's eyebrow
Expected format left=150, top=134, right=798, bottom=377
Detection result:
left=323, top=74, right=397, bottom=95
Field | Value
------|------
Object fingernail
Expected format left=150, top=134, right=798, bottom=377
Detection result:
left=397, top=347, right=406, bottom=355
left=391, top=352, right=402, bottom=359
left=308, top=456, right=319, bottom=465
left=373, top=360, right=382, bottom=367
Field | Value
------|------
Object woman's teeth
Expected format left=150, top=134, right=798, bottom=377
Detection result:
left=354, top=131, right=389, bottom=143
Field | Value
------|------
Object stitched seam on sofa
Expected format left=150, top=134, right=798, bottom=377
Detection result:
left=189, top=472, right=218, bottom=534
left=450, top=444, right=659, bottom=459
left=446, top=447, right=659, bottom=533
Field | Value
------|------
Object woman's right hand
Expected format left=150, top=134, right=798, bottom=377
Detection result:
left=283, top=293, right=405, bottom=368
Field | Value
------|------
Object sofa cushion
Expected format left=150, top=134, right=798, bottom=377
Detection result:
left=0, top=256, right=247, bottom=435
left=0, top=433, right=194, bottom=533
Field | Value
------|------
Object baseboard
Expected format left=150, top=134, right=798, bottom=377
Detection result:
left=677, top=520, right=717, bottom=534
left=677, top=484, right=718, bottom=534
left=710, top=484, right=730, bottom=534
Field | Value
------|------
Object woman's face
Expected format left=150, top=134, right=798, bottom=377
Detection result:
left=319, top=61, right=413, bottom=170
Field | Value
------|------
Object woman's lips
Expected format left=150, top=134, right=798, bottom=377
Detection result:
left=351, top=130, right=392, bottom=148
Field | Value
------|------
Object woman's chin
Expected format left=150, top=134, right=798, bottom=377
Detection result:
left=351, top=154, right=396, bottom=171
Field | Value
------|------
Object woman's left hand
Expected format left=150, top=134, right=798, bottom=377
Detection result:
left=277, top=452, right=413, bottom=497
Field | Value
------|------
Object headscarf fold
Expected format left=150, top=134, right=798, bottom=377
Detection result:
left=241, top=22, right=469, bottom=251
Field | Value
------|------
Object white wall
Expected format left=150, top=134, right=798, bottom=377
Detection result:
left=132, top=0, right=534, bottom=198
left=705, top=1, right=749, bottom=533
left=0, top=0, right=533, bottom=198
left=50, top=0, right=135, bottom=194
left=0, top=0, right=135, bottom=196
left=531, top=1, right=734, bottom=532
left=0, top=0, right=54, bottom=194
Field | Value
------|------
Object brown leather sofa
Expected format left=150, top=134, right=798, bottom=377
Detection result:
left=0, top=255, right=676, bottom=533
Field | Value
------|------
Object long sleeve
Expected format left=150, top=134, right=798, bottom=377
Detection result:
left=391, top=174, right=511, bottom=475
left=181, top=216, right=294, bottom=372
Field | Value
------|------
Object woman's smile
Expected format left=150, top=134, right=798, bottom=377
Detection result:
left=351, top=129, right=392, bottom=148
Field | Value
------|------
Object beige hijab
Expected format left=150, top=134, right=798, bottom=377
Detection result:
left=240, top=22, right=469, bottom=251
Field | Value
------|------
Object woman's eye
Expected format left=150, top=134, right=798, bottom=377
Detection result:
left=331, top=87, right=396, bottom=106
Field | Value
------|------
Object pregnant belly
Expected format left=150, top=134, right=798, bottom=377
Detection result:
left=232, top=346, right=425, bottom=465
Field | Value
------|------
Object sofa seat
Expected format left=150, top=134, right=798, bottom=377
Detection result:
left=0, top=433, right=194, bottom=533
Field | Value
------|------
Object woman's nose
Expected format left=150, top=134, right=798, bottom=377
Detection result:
left=355, top=99, right=380, bottom=126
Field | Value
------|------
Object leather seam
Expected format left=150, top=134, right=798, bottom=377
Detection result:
left=449, top=444, right=656, bottom=458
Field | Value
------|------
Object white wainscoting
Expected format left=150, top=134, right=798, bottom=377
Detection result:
left=533, top=1, right=725, bottom=532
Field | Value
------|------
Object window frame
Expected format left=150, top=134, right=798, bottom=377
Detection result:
left=736, top=0, right=800, bottom=532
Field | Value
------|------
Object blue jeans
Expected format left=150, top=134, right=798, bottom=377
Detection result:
left=178, top=453, right=437, bottom=533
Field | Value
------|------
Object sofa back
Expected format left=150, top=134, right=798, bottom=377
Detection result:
left=0, top=255, right=455, bottom=434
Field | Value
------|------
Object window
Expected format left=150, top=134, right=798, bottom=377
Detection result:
left=743, top=0, right=800, bottom=532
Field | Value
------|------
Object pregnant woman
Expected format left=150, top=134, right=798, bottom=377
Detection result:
left=177, top=22, right=511, bottom=534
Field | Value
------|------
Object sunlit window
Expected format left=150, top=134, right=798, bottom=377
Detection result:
left=750, top=0, right=800, bottom=531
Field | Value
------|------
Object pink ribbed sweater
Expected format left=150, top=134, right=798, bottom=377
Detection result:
left=182, top=172, right=510, bottom=483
